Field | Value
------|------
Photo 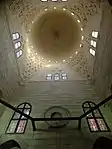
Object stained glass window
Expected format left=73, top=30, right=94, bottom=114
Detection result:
left=6, top=121, right=18, bottom=133
left=82, top=101, right=110, bottom=132
left=96, top=119, right=108, bottom=131
left=16, top=120, right=27, bottom=133
left=88, top=119, right=98, bottom=131
left=6, top=103, right=32, bottom=134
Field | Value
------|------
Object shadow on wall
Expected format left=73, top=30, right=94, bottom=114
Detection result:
left=93, top=137, right=112, bottom=149
left=108, top=0, right=112, bottom=6
left=0, top=140, right=21, bottom=149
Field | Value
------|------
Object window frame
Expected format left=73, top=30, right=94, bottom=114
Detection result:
left=91, top=40, right=97, bottom=48
left=14, top=41, right=21, bottom=49
left=51, top=0, right=58, bottom=1
left=16, top=50, right=23, bottom=58
left=6, top=102, right=32, bottom=134
left=82, top=101, right=110, bottom=132
left=41, top=0, right=48, bottom=1
left=92, top=31, right=98, bottom=38
left=89, top=48, right=95, bottom=56
left=61, top=73, right=68, bottom=80
left=54, top=73, right=60, bottom=81
left=46, top=74, right=52, bottom=81
left=12, top=32, right=20, bottom=40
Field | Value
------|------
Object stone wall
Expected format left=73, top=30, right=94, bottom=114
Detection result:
left=0, top=2, right=20, bottom=116
left=93, top=2, right=112, bottom=99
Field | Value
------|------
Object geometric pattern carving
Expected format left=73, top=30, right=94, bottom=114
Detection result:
left=7, top=0, right=102, bottom=30
left=6, top=0, right=103, bottom=81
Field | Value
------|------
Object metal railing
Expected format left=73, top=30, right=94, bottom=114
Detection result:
left=0, top=94, right=112, bottom=131
left=0, top=98, right=35, bottom=131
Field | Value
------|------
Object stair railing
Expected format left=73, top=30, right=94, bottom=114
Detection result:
left=0, top=98, right=36, bottom=131
left=78, top=94, right=112, bottom=129
left=0, top=94, right=112, bottom=131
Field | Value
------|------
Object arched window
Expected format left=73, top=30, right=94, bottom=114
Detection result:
left=14, top=41, right=21, bottom=49
left=61, top=73, right=68, bottom=80
left=46, top=74, right=52, bottom=80
left=54, top=73, right=60, bottom=81
left=91, top=40, right=97, bottom=48
left=12, top=32, right=20, bottom=40
left=82, top=101, right=110, bottom=132
left=16, top=50, right=23, bottom=58
left=92, top=31, right=98, bottom=38
left=6, top=103, right=32, bottom=134
left=89, top=48, right=95, bottom=56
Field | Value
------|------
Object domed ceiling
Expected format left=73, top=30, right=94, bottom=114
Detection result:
left=6, top=0, right=103, bottom=81
left=31, top=10, right=81, bottom=61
